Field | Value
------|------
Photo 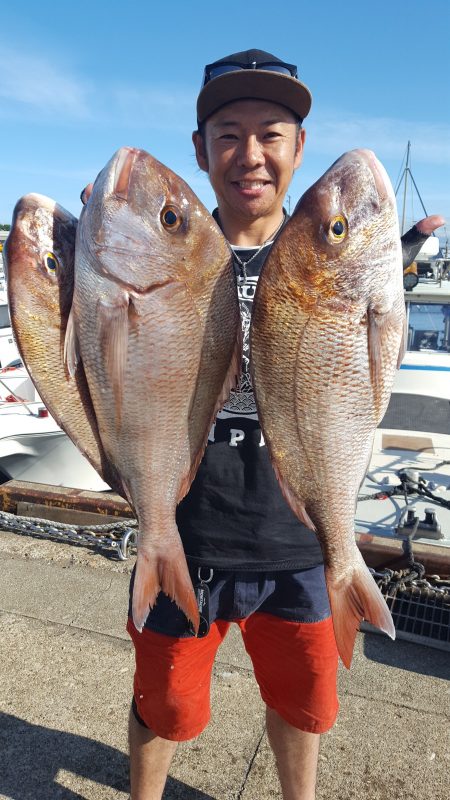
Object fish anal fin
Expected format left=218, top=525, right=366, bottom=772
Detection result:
left=132, top=545, right=199, bottom=635
left=63, top=305, right=80, bottom=378
left=97, top=295, right=129, bottom=427
left=326, top=557, right=395, bottom=669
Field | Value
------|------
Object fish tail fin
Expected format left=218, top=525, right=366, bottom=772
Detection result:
left=326, top=557, right=395, bottom=669
left=132, top=544, right=199, bottom=635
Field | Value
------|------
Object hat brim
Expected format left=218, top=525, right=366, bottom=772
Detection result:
left=197, top=70, right=312, bottom=124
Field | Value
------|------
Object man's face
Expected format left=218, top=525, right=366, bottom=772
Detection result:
left=193, top=99, right=305, bottom=225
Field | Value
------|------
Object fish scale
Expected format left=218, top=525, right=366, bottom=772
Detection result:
left=251, top=149, right=405, bottom=667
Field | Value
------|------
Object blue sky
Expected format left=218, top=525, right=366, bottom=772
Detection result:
left=1, top=0, right=449, bottom=245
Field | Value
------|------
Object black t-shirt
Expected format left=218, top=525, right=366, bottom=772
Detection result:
left=176, top=227, right=324, bottom=571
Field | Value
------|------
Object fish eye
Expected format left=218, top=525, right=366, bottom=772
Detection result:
left=44, top=252, right=59, bottom=273
left=161, top=205, right=182, bottom=232
left=328, top=215, right=348, bottom=243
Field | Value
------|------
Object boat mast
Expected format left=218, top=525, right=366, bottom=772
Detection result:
left=400, top=141, right=410, bottom=235
left=395, top=141, right=429, bottom=235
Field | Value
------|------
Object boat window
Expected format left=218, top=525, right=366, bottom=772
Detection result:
left=0, top=304, right=11, bottom=329
left=406, top=302, right=450, bottom=352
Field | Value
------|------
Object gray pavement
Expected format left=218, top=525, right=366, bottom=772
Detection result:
left=0, top=527, right=449, bottom=800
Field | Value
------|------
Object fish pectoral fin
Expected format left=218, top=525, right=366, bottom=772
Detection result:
left=326, top=556, right=395, bottom=669
left=396, top=314, right=408, bottom=369
left=367, top=308, right=382, bottom=389
left=63, top=305, right=80, bottom=378
left=97, top=295, right=129, bottom=421
left=132, top=544, right=200, bottom=634
left=367, top=306, right=403, bottom=411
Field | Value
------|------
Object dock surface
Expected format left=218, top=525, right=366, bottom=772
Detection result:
left=0, top=528, right=448, bottom=799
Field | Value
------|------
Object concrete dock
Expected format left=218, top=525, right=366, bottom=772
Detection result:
left=0, top=527, right=448, bottom=799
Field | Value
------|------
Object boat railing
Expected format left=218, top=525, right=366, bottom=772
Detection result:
left=0, top=378, right=46, bottom=417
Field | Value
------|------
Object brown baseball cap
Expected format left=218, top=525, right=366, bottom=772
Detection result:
left=197, top=48, right=312, bottom=125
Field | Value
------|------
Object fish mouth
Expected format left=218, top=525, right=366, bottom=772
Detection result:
left=14, top=193, right=72, bottom=223
left=353, top=149, right=392, bottom=204
left=113, top=147, right=140, bottom=199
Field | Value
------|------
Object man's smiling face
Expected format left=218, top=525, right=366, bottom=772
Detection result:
left=193, top=99, right=305, bottom=230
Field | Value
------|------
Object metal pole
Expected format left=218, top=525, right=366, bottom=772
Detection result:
left=401, top=141, right=410, bottom=235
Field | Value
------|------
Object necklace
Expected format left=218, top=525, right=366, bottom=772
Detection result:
left=231, top=214, right=286, bottom=286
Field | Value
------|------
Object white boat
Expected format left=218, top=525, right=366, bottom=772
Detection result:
left=357, top=244, right=450, bottom=552
left=0, top=237, right=19, bottom=369
left=0, top=361, right=110, bottom=490
left=0, top=237, right=110, bottom=491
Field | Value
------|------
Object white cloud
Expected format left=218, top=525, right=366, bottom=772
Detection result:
left=110, top=85, right=196, bottom=132
left=0, top=162, right=95, bottom=180
left=0, top=45, right=196, bottom=133
left=0, top=47, right=90, bottom=118
left=307, top=112, right=450, bottom=165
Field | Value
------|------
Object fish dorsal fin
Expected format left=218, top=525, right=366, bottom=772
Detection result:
left=178, top=324, right=243, bottom=502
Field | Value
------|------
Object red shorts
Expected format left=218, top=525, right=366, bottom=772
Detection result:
left=127, top=612, right=339, bottom=741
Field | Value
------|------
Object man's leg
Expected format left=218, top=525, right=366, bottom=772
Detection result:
left=266, top=706, right=320, bottom=800
left=127, top=617, right=231, bottom=799
left=238, top=607, right=338, bottom=800
left=128, top=706, right=178, bottom=800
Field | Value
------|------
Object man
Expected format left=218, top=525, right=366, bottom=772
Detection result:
left=126, top=49, right=338, bottom=800
left=82, top=49, right=444, bottom=800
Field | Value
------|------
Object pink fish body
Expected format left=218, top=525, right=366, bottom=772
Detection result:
left=68, top=147, right=241, bottom=632
left=251, top=149, right=405, bottom=667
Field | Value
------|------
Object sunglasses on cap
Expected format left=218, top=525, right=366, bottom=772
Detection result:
left=202, top=59, right=298, bottom=87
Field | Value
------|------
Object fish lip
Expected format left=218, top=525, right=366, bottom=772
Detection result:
left=79, top=247, right=179, bottom=296
left=113, top=147, right=140, bottom=199
left=13, top=193, right=75, bottom=224
left=353, top=149, right=390, bottom=204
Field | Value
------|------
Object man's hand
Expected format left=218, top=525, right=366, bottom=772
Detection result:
left=401, top=214, right=446, bottom=268
left=415, top=214, right=446, bottom=236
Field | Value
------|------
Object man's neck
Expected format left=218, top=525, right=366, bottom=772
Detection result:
left=216, top=209, right=285, bottom=247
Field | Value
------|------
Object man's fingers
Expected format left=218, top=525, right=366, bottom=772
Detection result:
left=415, top=215, right=446, bottom=236
left=80, top=183, right=94, bottom=205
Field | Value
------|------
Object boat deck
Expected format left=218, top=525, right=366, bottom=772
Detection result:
left=0, top=529, right=448, bottom=800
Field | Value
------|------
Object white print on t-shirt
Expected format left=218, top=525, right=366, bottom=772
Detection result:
left=222, top=275, right=258, bottom=417
left=208, top=268, right=265, bottom=447
left=208, top=421, right=266, bottom=446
